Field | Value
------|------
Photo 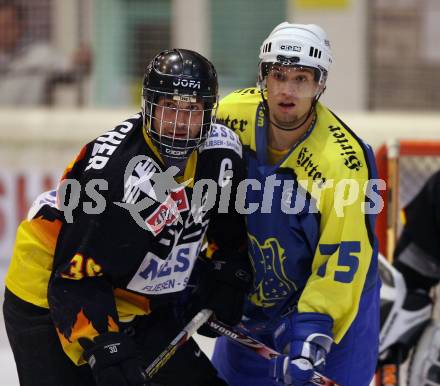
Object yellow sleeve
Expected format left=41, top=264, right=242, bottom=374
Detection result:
left=4, top=219, right=58, bottom=308
left=298, top=174, right=376, bottom=343
left=216, top=88, right=260, bottom=149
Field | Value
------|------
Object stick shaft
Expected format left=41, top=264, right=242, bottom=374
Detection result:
left=207, top=318, right=340, bottom=386
left=144, top=309, right=213, bottom=379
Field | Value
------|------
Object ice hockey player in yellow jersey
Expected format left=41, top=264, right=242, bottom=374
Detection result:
left=3, top=49, right=250, bottom=386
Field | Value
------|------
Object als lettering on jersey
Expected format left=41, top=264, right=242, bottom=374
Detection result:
left=200, top=125, right=242, bottom=157
left=127, top=242, right=200, bottom=295
left=248, top=234, right=297, bottom=308
left=146, top=189, right=189, bottom=236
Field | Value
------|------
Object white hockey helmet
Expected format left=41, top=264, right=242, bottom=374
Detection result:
left=257, top=22, right=333, bottom=90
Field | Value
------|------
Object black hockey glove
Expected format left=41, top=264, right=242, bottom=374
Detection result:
left=79, top=332, right=148, bottom=386
left=196, top=250, right=252, bottom=337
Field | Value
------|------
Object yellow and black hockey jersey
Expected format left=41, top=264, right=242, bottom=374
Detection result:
left=217, top=88, right=380, bottom=343
left=5, top=114, right=246, bottom=364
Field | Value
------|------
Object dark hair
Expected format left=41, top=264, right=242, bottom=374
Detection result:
left=0, top=0, right=25, bottom=23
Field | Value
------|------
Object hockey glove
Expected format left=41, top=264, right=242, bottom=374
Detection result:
left=195, top=250, right=252, bottom=336
left=79, top=332, right=148, bottom=386
left=269, top=313, right=333, bottom=386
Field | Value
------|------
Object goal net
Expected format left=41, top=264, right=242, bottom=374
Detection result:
left=375, top=140, right=440, bottom=260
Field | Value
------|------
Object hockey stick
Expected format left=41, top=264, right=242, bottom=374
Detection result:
left=207, top=318, right=340, bottom=386
left=143, top=308, right=213, bottom=380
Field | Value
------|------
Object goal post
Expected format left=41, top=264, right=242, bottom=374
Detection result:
left=375, top=139, right=440, bottom=261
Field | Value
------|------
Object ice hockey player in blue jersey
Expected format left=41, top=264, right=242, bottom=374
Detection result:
left=211, top=22, right=381, bottom=386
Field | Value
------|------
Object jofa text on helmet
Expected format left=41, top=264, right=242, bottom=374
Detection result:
left=173, top=78, right=201, bottom=89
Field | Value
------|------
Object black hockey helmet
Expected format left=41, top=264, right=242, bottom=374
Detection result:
left=142, top=48, right=218, bottom=160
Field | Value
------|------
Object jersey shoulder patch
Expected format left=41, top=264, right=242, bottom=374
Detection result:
left=199, top=123, right=242, bottom=158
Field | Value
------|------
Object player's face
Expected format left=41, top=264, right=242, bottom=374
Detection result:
left=266, top=66, right=320, bottom=128
left=153, top=96, right=204, bottom=139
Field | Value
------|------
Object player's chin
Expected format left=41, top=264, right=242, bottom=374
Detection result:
left=274, top=114, right=299, bottom=127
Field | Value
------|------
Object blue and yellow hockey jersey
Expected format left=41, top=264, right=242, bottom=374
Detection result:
left=217, top=88, right=380, bottom=343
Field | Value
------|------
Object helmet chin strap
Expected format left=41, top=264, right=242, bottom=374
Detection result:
left=260, top=89, right=323, bottom=132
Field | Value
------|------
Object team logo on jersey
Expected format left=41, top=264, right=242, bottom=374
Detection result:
left=116, top=155, right=191, bottom=233
left=122, top=156, right=162, bottom=204
left=248, top=234, right=297, bottom=308
left=145, top=188, right=189, bottom=235
left=127, top=242, right=200, bottom=295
